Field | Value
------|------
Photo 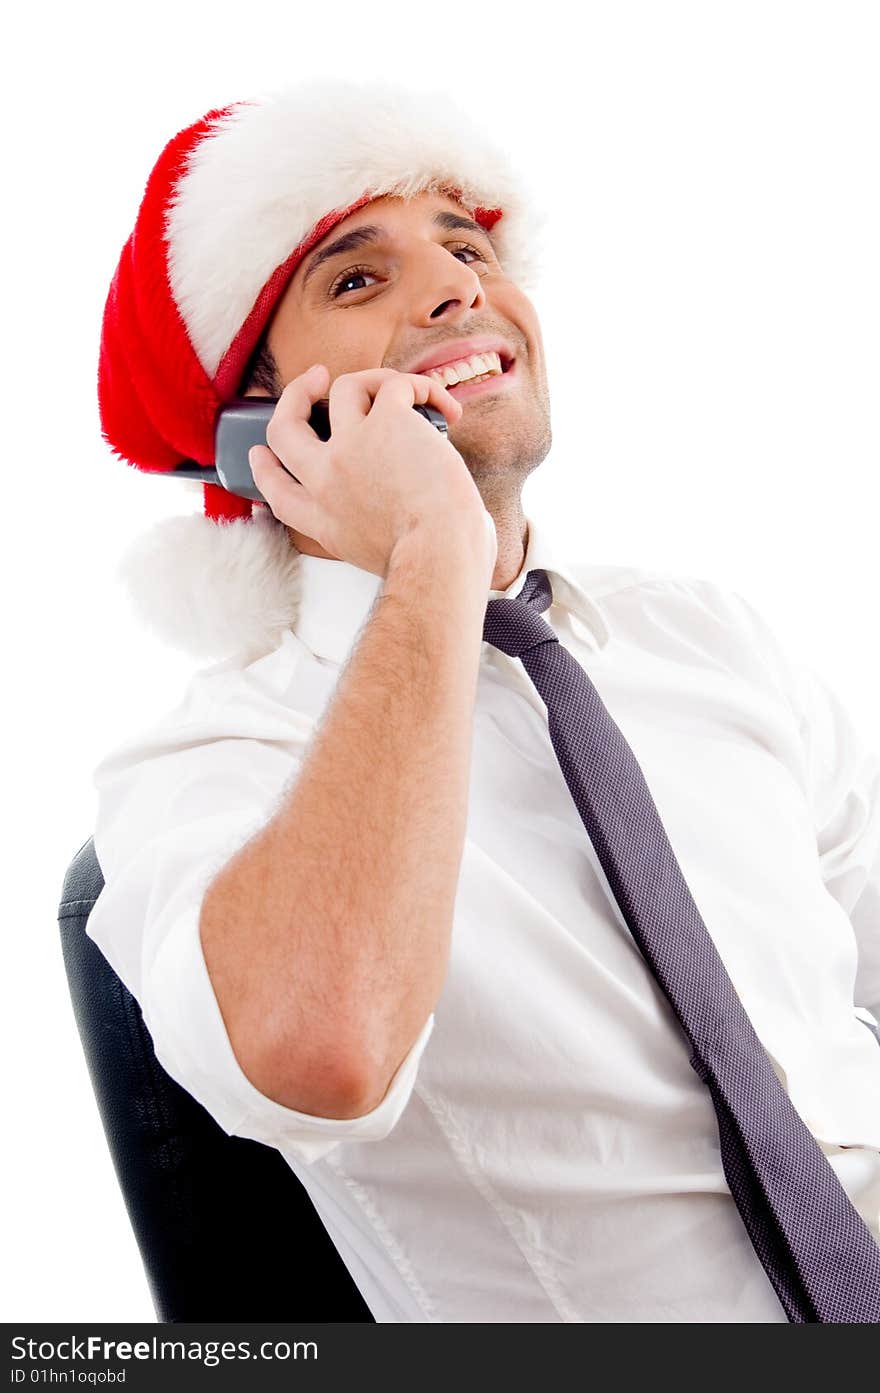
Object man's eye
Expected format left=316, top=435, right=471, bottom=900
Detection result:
left=329, top=265, right=378, bottom=298
left=328, top=243, right=489, bottom=299
left=449, top=242, right=490, bottom=265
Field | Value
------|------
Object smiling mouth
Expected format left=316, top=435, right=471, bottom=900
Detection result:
left=444, top=356, right=517, bottom=394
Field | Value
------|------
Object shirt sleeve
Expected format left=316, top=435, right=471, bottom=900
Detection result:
left=87, top=696, right=434, bottom=1166
left=724, top=588, right=880, bottom=1023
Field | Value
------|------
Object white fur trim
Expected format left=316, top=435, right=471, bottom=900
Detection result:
left=166, top=77, right=547, bottom=378
left=116, top=506, right=302, bottom=664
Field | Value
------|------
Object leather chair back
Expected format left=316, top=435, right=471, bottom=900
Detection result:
left=58, top=837, right=374, bottom=1322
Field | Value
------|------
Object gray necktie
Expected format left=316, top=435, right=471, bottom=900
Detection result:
left=483, top=567, right=880, bottom=1323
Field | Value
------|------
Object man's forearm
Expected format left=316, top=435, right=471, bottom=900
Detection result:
left=199, top=530, right=489, bottom=1117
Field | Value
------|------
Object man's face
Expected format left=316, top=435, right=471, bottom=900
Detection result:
left=249, top=188, right=552, bottom=533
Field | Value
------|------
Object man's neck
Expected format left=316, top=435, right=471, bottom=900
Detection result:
left=489, top=506, right=528, bottom=591
left=286, top=507, right=529, bottom=593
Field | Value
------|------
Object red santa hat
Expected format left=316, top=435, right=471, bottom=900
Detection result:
left=98, top=77, right=545, bottom=660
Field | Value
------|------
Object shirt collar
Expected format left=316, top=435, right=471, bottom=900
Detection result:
left=293, top=510, right=610, bottom=666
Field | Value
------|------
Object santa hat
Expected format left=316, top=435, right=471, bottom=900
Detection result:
left=99, top=76, right=546, bottom=661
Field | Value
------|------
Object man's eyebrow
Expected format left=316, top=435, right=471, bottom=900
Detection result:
left=299, top=210, right=495, bottom=290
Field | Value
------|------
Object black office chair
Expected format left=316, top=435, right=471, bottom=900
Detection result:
left=58, top=837, right=374, bottom=1322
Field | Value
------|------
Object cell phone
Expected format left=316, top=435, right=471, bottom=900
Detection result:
left=172, top=396, right=449, bottom=503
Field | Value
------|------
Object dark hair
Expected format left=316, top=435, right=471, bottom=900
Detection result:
left=239, top=325, right=283, bottom=398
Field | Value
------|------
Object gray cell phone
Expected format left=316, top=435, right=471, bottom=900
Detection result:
left=172, top=396, right=449, bottom=503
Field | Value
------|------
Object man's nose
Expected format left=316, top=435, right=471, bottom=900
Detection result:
left=411, top=243, right=488, bottom=321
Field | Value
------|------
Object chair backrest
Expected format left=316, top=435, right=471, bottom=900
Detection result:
left=58, top=837, right=374, bottom=1322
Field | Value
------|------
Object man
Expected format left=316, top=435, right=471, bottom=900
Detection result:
left=90, top=76, right=880, bottom=1322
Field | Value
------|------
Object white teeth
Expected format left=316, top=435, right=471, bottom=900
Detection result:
left=438, top=364, right=462, bottom=385
left=426, top=350, right=503, bottom=386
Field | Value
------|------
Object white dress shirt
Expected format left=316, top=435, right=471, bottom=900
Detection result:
left=88, top=509, right=880, bottom=1323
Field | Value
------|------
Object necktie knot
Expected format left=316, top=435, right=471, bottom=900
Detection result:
left=483, top=568, right=558, bottom=658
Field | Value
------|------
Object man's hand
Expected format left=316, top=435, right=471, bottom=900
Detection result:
left=248, top=363, right=497, bottom=579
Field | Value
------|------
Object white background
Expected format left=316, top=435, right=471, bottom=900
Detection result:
left=3, top=0, right=878, bottom=1321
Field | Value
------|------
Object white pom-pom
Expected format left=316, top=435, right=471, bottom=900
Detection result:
left=116, top=507, right=303, bottom=663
